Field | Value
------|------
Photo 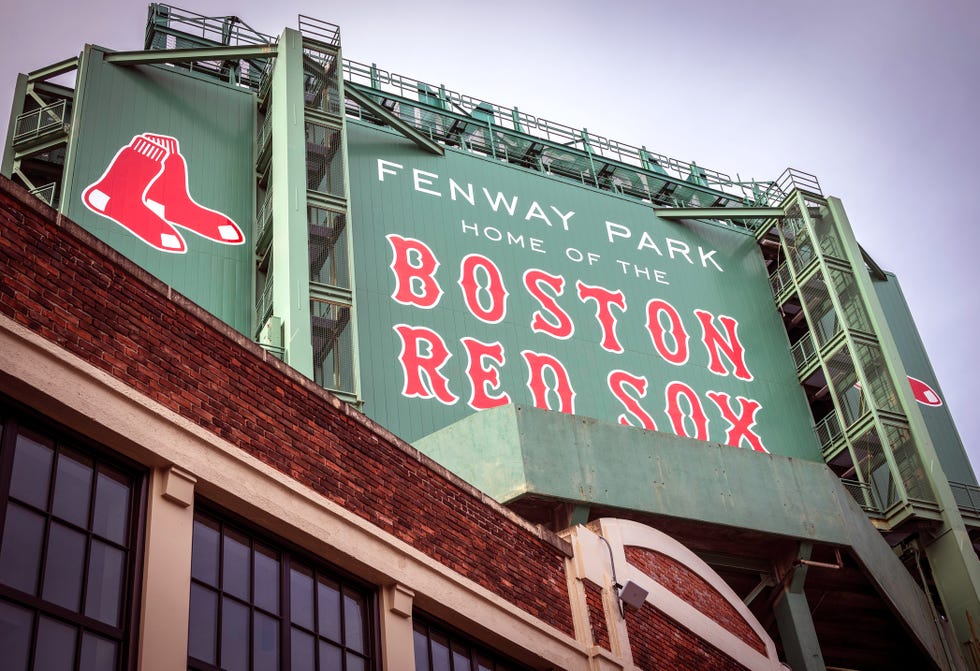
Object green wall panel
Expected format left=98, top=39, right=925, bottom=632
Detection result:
left=874, top=272, right=976, bottom=485
left=64, top=48, right=254, bottom=334
left=349, top=122, right=821, bottom=461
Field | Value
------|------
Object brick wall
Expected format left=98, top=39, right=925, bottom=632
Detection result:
left=625, top=545, right=765, bottom=654
left=0, top=177, right=574, bottom=637
left=626, top=602, right=750, bottom=671
left=583, top=579, right=610, bottom=650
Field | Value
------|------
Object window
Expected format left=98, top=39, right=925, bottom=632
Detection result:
left=0, top=411, right=144, bottom=671
left=188, top=509, right=373, bottom=671
left=413, top=616, right=528, bottom=671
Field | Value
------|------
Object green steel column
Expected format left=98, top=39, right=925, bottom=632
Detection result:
left=334, top=44, right=361, bottom=401
left=774, top=544, right=826, bottom=671
left=2, top=73, right=28, bottom=177
left=269, top=28, right=313, bottom=376
left=827, top=197, right=980, bottom=659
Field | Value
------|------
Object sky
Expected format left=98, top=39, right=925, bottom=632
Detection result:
left=2, top=0, right=978, bottom=477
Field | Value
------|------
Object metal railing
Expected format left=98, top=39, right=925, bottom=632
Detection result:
left=342, top=58, right=783, bottom=211
left=255, top=188, right=274, bottom=246
left=791, top=332, right=818, bottom=371
left=148, top=3, right=273, bottom=46
left=841, top=478, right=881, bottom=513
left=28, top=183, right=57, bottom=206
left=145, top=5, right=811, bottom=217
left=13, top=100, right=69, bottom=145
left=776, top=168, right=822, bottom=197
left=298, top=15, right=340, bottom=47
left=255, top=278, right=274, bottom=330
left=950, top=481, right=980, bottom=514
left=816, top=413, right=844, bottom=453
left=769, top=262, right=793, bottom=299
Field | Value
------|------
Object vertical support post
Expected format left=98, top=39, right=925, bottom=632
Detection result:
left=2, top=73, right=28, bottom=178
left=269, top=28, right=313, bottom=376
left=773, top=543, right=826, bottom=671
left=380, top=584, right=416, bottom=671
left=138, top=466, right=196, bottom=671
left=581, top=128, right=598, bottom=187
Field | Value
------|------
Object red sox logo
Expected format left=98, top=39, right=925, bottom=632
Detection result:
left=856, top=375, right=943, bottom=408
left=82, top=133, right=244, bottom=253
left=908, top=375, right=942, bottom=407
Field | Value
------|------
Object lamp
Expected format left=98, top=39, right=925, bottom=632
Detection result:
left=618, top=580, right=648, bottom=612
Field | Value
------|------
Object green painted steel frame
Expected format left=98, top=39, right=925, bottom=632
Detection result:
left=768, top=190, right=980, bottom=662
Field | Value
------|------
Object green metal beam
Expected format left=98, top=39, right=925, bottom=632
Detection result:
left=774, top=543, right=826, bottom=671
left=27, top=57, right=79, bottom=82
left=14, top=135, right=69, bottom=162
left=653, top=206, right=786, bottom=221
left=859, top=243, right=887, bottom=281
left=104, top=44, right=277, bottom=66
left=345, top=85, right=445, bottom=157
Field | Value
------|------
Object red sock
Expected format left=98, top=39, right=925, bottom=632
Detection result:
left=142, top=134, right=245, bottom=245
left=81, top=136, right=186, bottom=253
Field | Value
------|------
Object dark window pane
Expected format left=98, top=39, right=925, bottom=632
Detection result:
left=191, top=517, right=220, bottom=586
left=346, top=652, right=367, bottom=671
left=289, top=566, right=314, bottom=629
left=253, top=611, right=279, bottom=671
left=0, top=503, right=45, bottom=595
left=79, top=631, right=117, bottom=671
left=431, top=632, right=451, bottom=671
left=222, top=529, right=250, bottom=600
left=319, top=640, right=342, bottom=671
left=220, top=597, right=249, bottom=671
left=51, top=450, right=93, bottom=527
left=475, top=654, right=493, bottom=671
left=414, top=628, right=430, bottom=671
left=291, top=627, right=315, bottom=671
left=343, top=589, right=365, bottom=652
left=91, top=469, right=130, bottom=544
left=84, top=540, right=124, bottom=626
left=9, top=432, right=53, bottom=509
left=0, top=599, right=32, bottom=671
left=452, top=642, right=471, bottom=671
left=253, top=543, right=279, bottom=614
left=187, top=583, right=218, bottom=664
left=34, top=616, right=77, bottom=671
left=41, top=522, right=86, bottom=612
left=316, top=576, right=340, bottom=641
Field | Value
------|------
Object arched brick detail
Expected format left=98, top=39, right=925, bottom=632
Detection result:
left=625, top=545, right=765, bottom=655
left=626, top=601, right=751, bottom=671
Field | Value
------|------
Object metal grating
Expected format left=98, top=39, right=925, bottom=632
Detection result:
left=854, top=342, right=901, bottom=414
left=828, top=267, right=872, bottom=334
left=13, top=100, right=69, bottom=146
left=841, top=478, right=882, bottom=514
left=304, top=122, right=344, bottom=197
left=303, top=47, right=342, bottom=116
left=311, top=300, right=354, bottom=394
left=800, top=275, right=840, bottom=346
left=826, top=348, right=867, bottom=428
left=851, top=428, right=898, bottom=510
left=28, top=183, right=57, bottom=206
left=308, top=206, right=349, bottom=287
left=885, top=424, right=936, bottom=503
left=805, top=198, right=845, bottom=260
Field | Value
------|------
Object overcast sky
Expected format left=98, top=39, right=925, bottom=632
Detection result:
left=2, top=0, right=978, bottom=477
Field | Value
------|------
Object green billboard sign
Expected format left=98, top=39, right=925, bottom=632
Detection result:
left=65, top=49, right=254, bottom=334
left=349, top=123, right=821, bottom=461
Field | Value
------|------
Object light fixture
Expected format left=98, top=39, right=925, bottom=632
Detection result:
left=619, top=580, right=648, bottom=612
